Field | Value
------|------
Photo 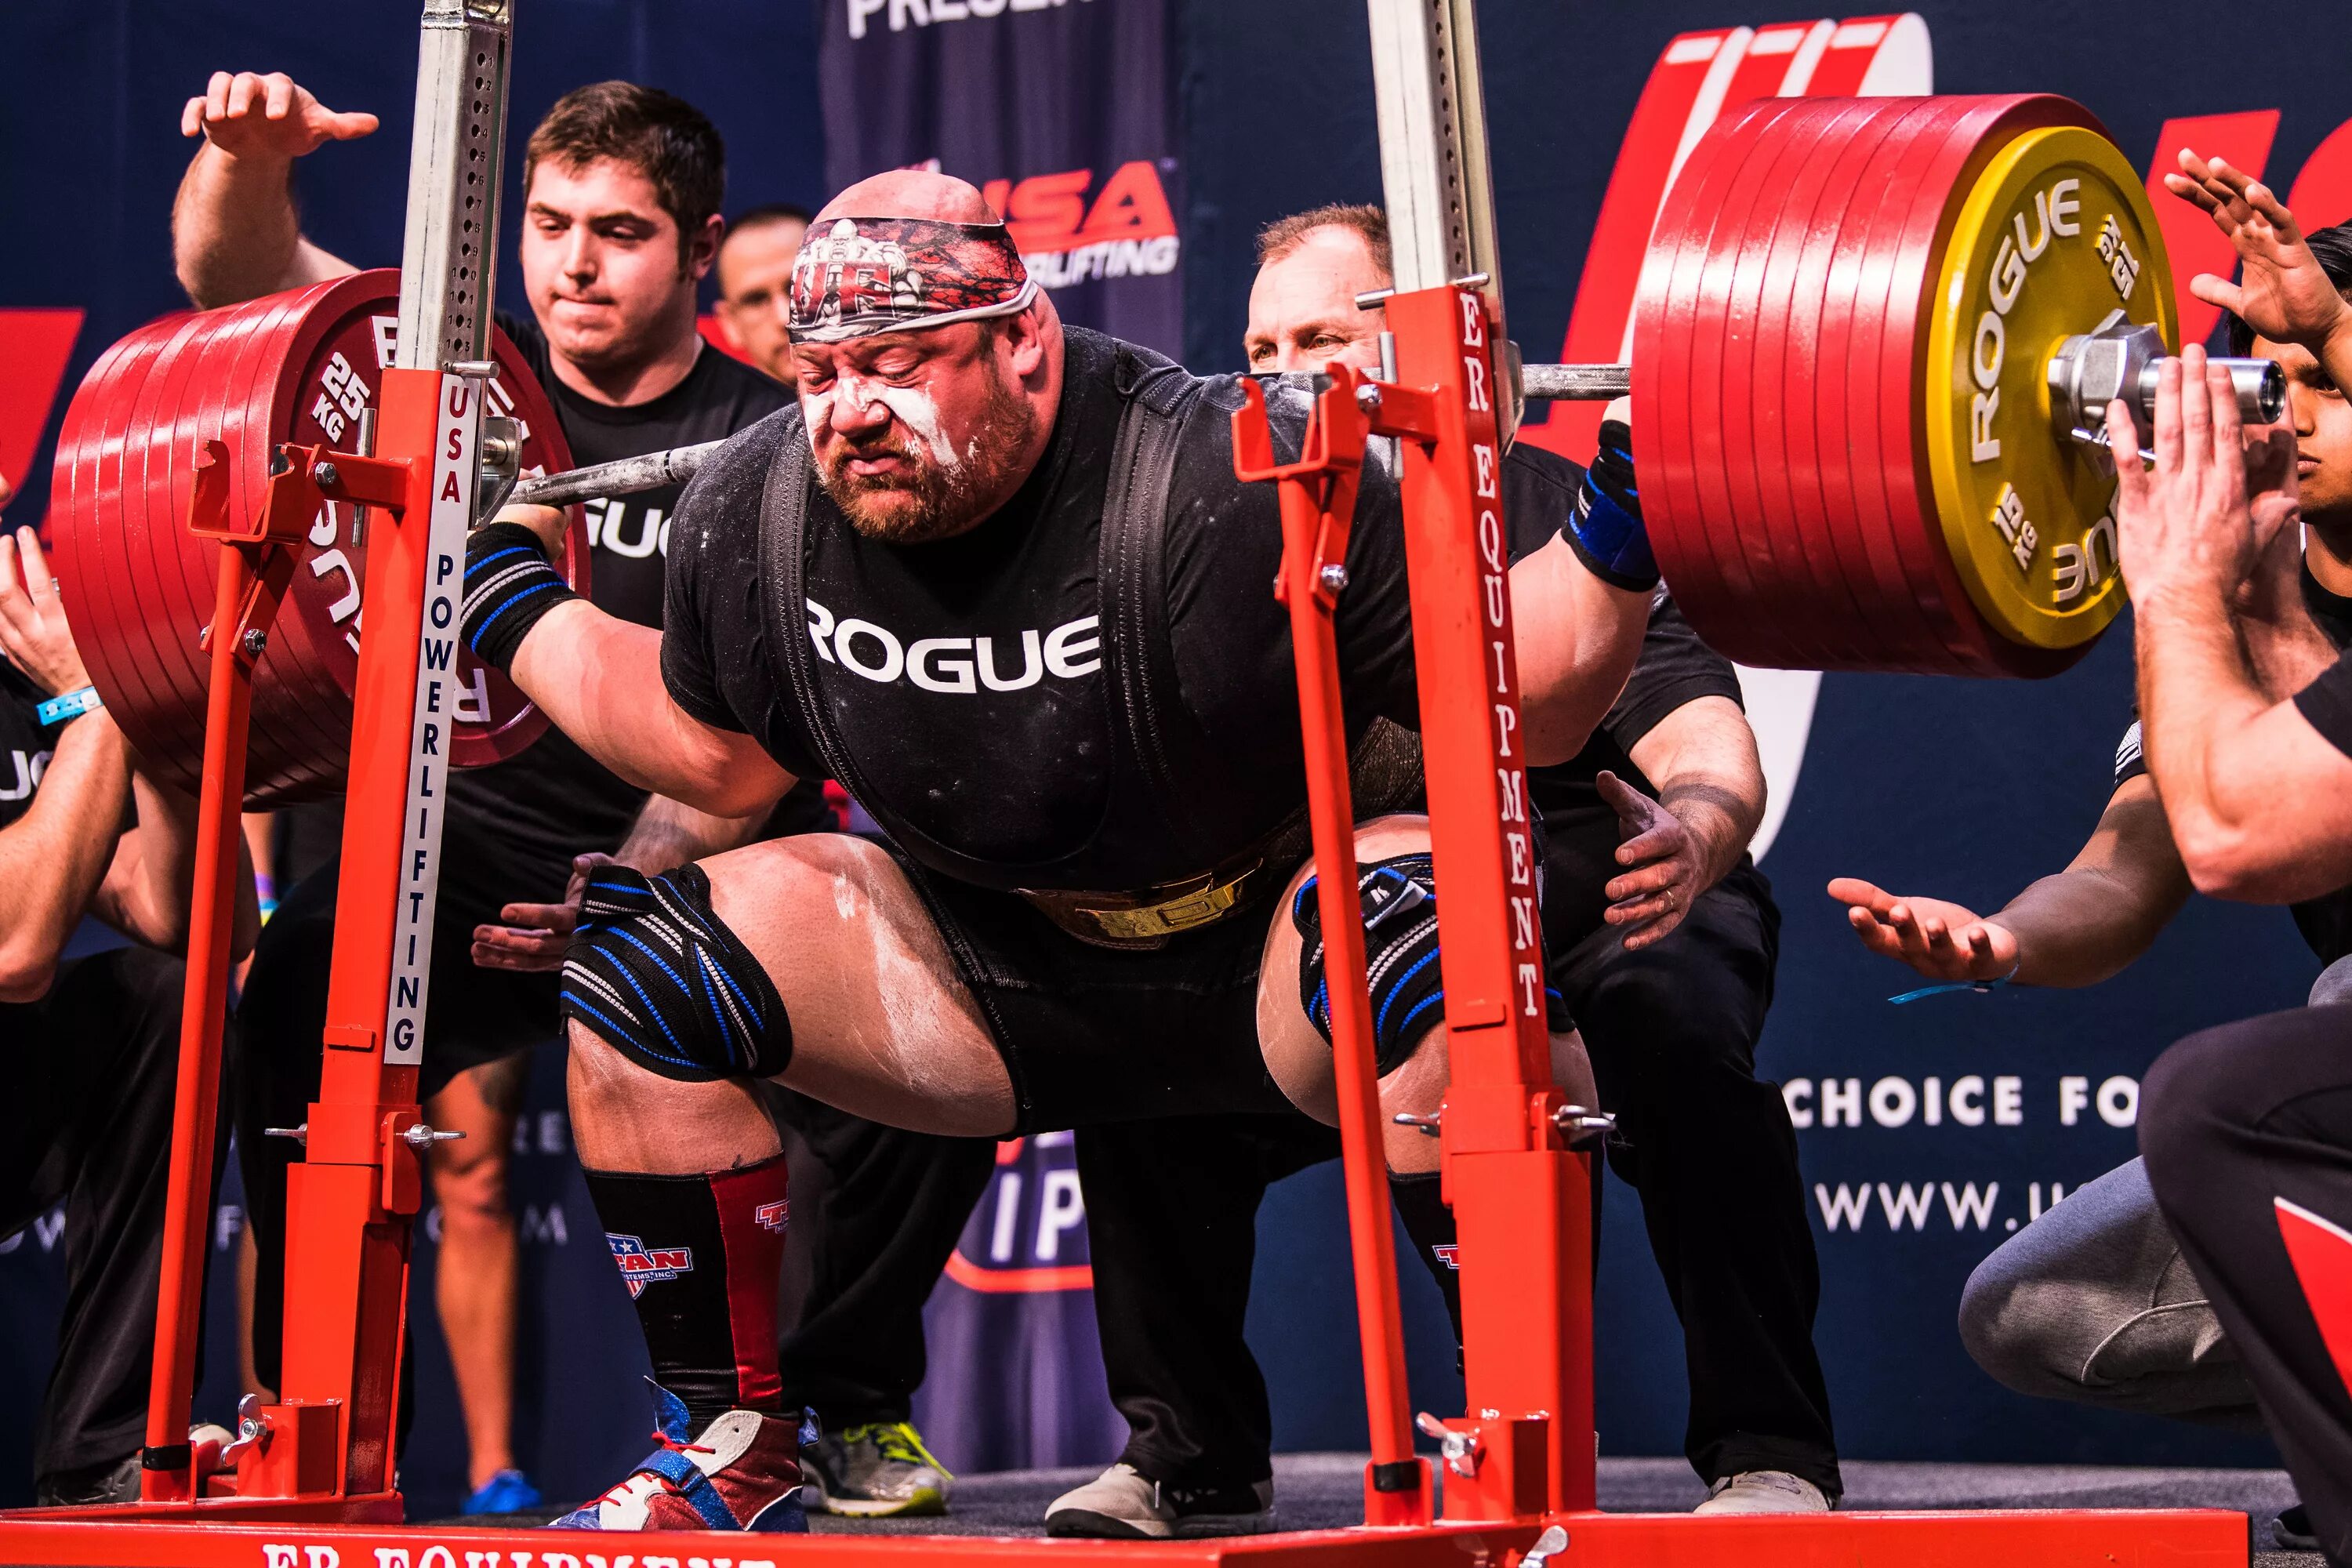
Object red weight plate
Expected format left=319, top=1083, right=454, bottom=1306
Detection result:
left=1821, top=97, right=1978, bottom=673
left=53, top=316, right=182, bottom=746
left=1643, top=99, right=1788, bottom=664
left=1798, top=102, right=1933, bottom=671
left=1748, top=96, right=1900, bottom=670
left=115, top=307, right=230, bottom=769
left=178, top=292, right=316, bottom=778
left=1717, top=98, right=1872, bottom=670
left=1690, top=100, right=1822, bottom=666
left=264, top=272, right=402, bottom=799
left=1635, top=93, right=1756, bottom=655
left=1683, top=102, right=1796, bottom=632
left=1876, top=95, right=2102, bottom=678
left=1779, top=106, right=1924, bottom=673
left=205, top=292, right=332, bottom=780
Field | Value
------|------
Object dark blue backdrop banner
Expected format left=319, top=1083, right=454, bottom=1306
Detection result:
left=818, top=0, right=1184, bottom=355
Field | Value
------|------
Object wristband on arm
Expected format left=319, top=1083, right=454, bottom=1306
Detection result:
left=36, top=686, right=102, bottom=728
left=1566, top=419, right=1659, bottom=592
left=462, top=521, right=578, bottom=673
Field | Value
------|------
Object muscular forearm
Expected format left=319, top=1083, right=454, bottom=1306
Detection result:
left=172, top=142, right=350, bottom=309
left=2239, top=600, right=2339, bottom=700
left=1514, top=542, right=1650, bottom=767
left=93, top=771, right=257, bottom=956
left=2133, top=587, right=2318, bottom=898
left=0, top=714, right=131, bottom=1000
left=1628, top=697, right=1765, bottom=895
left=508, top=602, right=793, bottom=817
left=615, top=791, right=782, bottom=875
left=1985, top=867, right=2178, bottom=987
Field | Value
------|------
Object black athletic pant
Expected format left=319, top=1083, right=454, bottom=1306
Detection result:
left=2143, top=1004, right=2352, bottom=1567
left=768, top=1091, right=997, bottom=1428
left=1558, top=866, right=1838, bottom=1496
left=1078, top=1112, right=1340, bottom=1489
left=0, top=947, right=202, bottom=1489
left=1076, top=868, right=1839, bottom=1498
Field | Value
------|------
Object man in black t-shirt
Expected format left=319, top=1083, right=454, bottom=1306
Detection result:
left=1035, top=209, right=1833, bottom=1540
left=470, top=168, right=1654, bottom=1530
left=0, top=516, right=254, bottom=1503
left=172, top=72, right=855, bottom=1515
left=1837, top=195, right=2352, bottom=1555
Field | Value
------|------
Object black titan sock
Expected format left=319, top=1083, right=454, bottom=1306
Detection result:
left=1388, top=1171, right=1463, bottom=1363
left=583, top=1155, right=791, bottom=1430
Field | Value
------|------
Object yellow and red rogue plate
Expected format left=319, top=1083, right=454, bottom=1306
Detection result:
left=53, top=269, right=586, bottom=802
left=1638, top=94, right=2168, bottom=677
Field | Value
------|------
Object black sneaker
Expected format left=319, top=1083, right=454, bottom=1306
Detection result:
left=2275, top=1504, right=2319, bottom=1552
left=1044, top=1463, right=1275, bottom=1539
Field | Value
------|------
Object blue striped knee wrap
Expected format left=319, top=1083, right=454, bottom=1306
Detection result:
left=561, top=864, right=793, bottom=1081
left=1294, top=855, right=1449, bottom=1076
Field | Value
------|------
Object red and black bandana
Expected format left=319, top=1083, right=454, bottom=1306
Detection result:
left=787, top=216, right=1038, bottom=344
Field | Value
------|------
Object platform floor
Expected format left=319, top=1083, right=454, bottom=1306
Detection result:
left=448, top=1454, right=2306, bottom=1558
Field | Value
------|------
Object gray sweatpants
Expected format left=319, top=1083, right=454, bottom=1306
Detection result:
left=1954, top=955, right=2352, bottom=1427
left=1956, top=1156, right=2259, bottom=1428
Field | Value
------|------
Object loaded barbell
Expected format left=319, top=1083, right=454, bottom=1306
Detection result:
left=52, top=270, right=589, bottom=802
left=45, top=94, right=2282, bottom=799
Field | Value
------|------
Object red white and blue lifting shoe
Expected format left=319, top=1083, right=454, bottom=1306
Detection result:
left=553, top=1384, right=809, bottom=1533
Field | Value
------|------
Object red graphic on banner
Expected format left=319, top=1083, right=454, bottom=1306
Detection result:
left=1521, top=14, right=1930, bottom=465
left=2143, top=112, right=2280, bottom=348
left=976, top=162, right=1181, bottom=292
left=0, top=309, right=83, bottom=505
left=2288, top=118, right=2352, bottom=234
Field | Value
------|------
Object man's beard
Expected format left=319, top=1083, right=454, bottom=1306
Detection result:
left=816, top=368, right=1038, bottom=544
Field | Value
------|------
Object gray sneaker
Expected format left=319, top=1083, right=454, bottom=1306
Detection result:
left=1044, top=1462, right=1276, bottom=1539
left=800, top=1420, right=951, bottom=1518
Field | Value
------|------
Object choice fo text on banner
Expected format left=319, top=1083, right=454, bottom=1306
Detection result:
left=821, top=0, right=1184, bottom=358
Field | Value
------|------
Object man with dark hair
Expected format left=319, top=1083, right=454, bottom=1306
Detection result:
left=1839, top=187, right=2352, bottom=1555
left=170, top=70, right=826, bottom=1517
left=1037, top=204, right=1834, bottom=1539
left=715, top=205, right=815, bottom=379
left=0, top=515, right=254, bottom=1504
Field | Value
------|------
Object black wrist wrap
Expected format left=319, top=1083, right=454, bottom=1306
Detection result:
left=463, top=521, right=578, bottom=673
left=1566, top=419, right=1660, bottom=593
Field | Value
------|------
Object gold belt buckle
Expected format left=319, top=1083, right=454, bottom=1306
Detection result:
left=1080, top=871, right=1250, bottom=942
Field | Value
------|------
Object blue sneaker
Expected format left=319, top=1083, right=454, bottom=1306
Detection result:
left=551, top=1383, right=808, bottom=1533
left=463, top=1468, right=543, bottom=1515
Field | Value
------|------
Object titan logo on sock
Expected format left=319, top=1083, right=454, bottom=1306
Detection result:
left=607, top=1232, right=697, bottom=1299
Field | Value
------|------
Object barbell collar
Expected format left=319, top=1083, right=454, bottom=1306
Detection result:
left=2045, top=316, right=2285, bottom=459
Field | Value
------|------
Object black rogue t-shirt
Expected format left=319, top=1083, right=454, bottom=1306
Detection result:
left=662, top=329, right=1422, bottom=892
left=0, top=663, right=52, bottom=833
left=440, top=318, right=799, bottom=906
left=2119, top=560, right=2352, bottom=964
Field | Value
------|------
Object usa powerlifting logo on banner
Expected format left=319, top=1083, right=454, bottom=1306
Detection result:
left=978, top=162, right=1181, bottom=290
left=606, top=1233, right=695, bottom=1298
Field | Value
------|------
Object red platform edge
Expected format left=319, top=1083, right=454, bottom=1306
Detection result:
left=0, top=1508, right=2252, bottom=1567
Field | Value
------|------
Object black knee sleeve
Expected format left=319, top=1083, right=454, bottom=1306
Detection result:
left=561, top=864, right=792, bottom=1082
